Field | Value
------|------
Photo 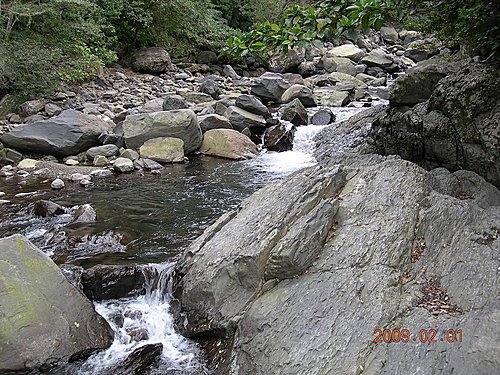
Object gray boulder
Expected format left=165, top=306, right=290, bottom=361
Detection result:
left=44, top=103, right=62, bottom=117
left=280, top=84, right=317, bottom=107
left=223, top=65, right=240, bottom=80
left=235, top=94, right=270, bottom=118
left=0, top=109, right=112, bottom=157
left=139, top=98, right=164, bottom=113
left=174, top=155, right=500, bottom=375
left=361, top=48, right=394, bottom=68
left=86, top=144, right=119, bottom=160
left=268, top=49, right=302, bottom=73
left=196, top=50, right=218, bottom=65
left=19, top=99, right=46, bottom=117
left=405, top=38, right=440, bottom=62
left=321, top=55, right=357, bottom=76
left=130, top=47, right=172, bottom=74
left=251, top=72, right=291, bottom=102
left=225, top=106, right=267, bottom=132
left=356, top=73, right=386, bottom=87
left=122, top=109, right=202, bottom=153
left=328, top=44, right=366, bottom=62
left=390, top=60, right=458, bottom=106
left=198, top=114, right=232, bottom=133
left=163, top=95, right=189, bottom=111
left=113, top=157, right=134, bottom=173
left=280, top=98, right=308, bottom=126
left=313, top=88, right=350, bottom=107
left=200, top=78, right=221, bottom=100
left=0, top=235, right=113, bottom=373
left=310, top=108, right=335, bottom=125
left=380, top=26, right=400, bottom=44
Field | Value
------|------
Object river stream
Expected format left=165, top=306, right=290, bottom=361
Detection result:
left=0, top=106, right=366, bottom=374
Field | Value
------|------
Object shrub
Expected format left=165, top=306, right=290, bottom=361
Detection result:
left=221, top=0, right=386, bottom=59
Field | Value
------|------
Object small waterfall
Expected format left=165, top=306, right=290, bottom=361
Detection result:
left=248, top=106, right=365, bottom=177
left=78, top=263, right=209, bottom=375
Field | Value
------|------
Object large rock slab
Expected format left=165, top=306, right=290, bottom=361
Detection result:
left=122, top=109, right=202, bottom=153
left=0, top=109, right=112, bottom=157
left=199, top=129, right=258, bottom=160
left=0, top=235, right=113, bottom=373
left=174, top=155, right=500, bottom=375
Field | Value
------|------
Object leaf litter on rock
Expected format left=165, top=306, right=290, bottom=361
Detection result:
left=414, top=277, right=463, bottom=316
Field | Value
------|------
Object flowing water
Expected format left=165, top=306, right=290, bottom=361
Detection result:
left=0, top=106, right=366, bottom=374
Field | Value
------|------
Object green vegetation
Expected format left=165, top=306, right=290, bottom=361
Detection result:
left=221, top=0, right=386, bottom=59
left=0, top=0, right=233, bottom=98
left=397, top=0, right=499, bottom=58
left=0, top=0, right=498, bottom=101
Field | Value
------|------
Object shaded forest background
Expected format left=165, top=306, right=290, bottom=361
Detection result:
left=0, top=0, right=498, bottom=98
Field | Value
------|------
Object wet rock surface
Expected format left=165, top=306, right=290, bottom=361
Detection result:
left=263, top=124, right=296, bottom=152
left=81, top=265, right=147, bottom=301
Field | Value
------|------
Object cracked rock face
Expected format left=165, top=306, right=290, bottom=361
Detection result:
left=174, top=155, right=500, bottom=375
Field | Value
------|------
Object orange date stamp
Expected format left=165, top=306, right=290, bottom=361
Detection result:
left=373, top=329, right=463, bottom=343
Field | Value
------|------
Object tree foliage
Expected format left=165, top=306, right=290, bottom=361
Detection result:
left=395, top=0, right=500, bottom=57
left=221, top=0, right=386, bottom=59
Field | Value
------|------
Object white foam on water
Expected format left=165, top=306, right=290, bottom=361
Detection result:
left=247, top=106, right=366, bottom=177
left=78, top=263, right=208, bottom=375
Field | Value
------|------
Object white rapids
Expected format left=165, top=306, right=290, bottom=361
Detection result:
left=78, top=263, right=209, bottom=375
left=248, top=106, right=365, bottom=177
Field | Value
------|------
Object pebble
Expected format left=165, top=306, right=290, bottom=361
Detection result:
left=0, top=200, right=10, bottom=204
left=0, top=192, right=5, bottom=197
left=70, top=173, right=91, bottom=182
left=65, top=159, right=79, bottom=166
left=14, top=192, right=37, bottom=198
left=113, top=157, right=134, bottom=173
left=51, top=178, right=65, bottom=189
left=79, top=179, right=92, bottom=187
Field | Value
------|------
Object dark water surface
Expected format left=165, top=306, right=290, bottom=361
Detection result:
left=0, top=156, right=280, bottom=268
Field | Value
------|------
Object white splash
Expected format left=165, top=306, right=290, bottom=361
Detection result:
left=248, top=106, right=365, bottom=177
left=78, top=263, right=207, bottom=375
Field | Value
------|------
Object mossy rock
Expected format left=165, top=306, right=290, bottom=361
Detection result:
left=0, top=235, right=113, bottom=373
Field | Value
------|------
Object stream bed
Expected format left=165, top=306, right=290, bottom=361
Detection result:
left=0, top=106, right=365, bottom=374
